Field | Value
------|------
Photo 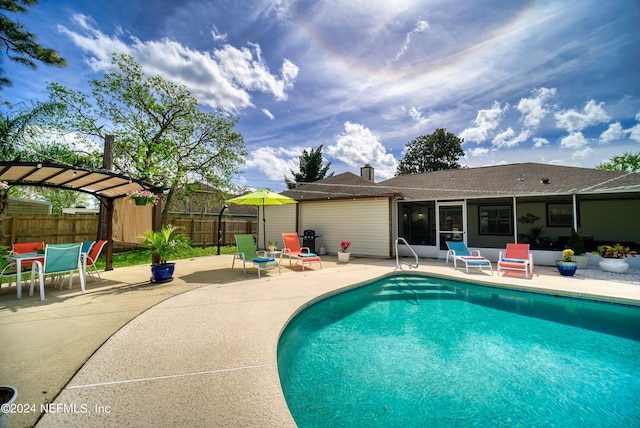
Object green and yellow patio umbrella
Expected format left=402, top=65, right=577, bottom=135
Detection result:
left=227, top=189, right=297, bottom=249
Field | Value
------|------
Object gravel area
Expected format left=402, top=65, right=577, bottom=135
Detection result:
left=575, top=268, right=640, bottom=285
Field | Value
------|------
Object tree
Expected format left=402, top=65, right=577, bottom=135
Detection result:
left=396, top=128, right=465, bottom=175
left=0, top=0, right=66, bottom=96
left=0, top=100, right=91, bottom=234
left=285, top=145, right=333, bottom=189
left=47, top=53, right=247, bottom=225
left=595, top=152, right=640, bottom=172
left=0, top=100, right=64, bottom=160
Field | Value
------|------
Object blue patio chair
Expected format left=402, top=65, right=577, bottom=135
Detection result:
left=30, top=243, right=85, bottom=300
left=445, top=241, right=493, bottom=275
left=81, top=240, right=95, bottom=255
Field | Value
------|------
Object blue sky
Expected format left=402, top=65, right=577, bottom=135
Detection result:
left=3, top=0, right=640, bottom=191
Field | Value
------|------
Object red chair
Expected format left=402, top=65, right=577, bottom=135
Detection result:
left=12, top=241, right=45, bottom=269
left=497, top=243, right=534, bottom=278
left=85, top=240, right=107, bottom=281
left=281, top=233, right=322, bottom=271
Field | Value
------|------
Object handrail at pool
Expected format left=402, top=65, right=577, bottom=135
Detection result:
left=394, top=237, right=419, bottom=271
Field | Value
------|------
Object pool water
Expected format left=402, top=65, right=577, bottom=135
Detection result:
left=277, top=274, right=640, bottom=427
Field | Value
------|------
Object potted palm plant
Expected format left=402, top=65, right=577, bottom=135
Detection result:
left=141, top=224, right=191, bottom=283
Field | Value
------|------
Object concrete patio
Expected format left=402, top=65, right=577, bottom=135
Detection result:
left=1, top=255, right=639, bottom=427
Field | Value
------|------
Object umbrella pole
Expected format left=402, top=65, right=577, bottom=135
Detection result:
left=262, top=200, right=266, bottom=250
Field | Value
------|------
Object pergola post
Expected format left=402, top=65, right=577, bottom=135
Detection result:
left=105, top=198, right=114, bottom=270
left=151, top=193, right=163, bottom=265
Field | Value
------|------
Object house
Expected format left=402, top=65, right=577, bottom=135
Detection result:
left=167, top=182, right=257, bottom=220
left=276, top=166, right=401, bottom=256
left=269, top=163, right=640, bottom=267
left=6, top=196, right=52, bottom=215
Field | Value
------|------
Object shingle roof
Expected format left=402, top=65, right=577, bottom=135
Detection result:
left=378, top=163, right=640, bottom=200
left=281, top=172, right=400, bottom=201
left=168, top=183, right=257, bottom=216
left=281, top=163, right=640, bottom=202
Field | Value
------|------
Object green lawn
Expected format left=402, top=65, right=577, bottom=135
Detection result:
left=93, top=245, right=238, bottom=270
left=1, top=245, right=238, bottom=284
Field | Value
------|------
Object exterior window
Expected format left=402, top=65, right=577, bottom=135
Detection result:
left=547, top=203, right=573, bottom=227
left=479, top=205, right=512, bottom=235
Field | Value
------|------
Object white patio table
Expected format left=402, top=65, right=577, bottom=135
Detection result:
left=9, top=250, right=88, bottom=299
left=8, top=253, right=44, bottom=299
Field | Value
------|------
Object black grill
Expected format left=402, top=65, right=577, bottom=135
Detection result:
left=302, top=230, right=317, bottom=253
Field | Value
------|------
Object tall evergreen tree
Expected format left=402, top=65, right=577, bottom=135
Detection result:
left=0, top=0, right=66, bottom=96
left=396, top=128, right=465, bottom=175
left=285, top=145, right=333, bottom=189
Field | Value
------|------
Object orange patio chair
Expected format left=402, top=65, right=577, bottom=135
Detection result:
left=85, top=240, right=108, bottom=281
left=281, top=232, right=322, bottom=271
left=12, top=241, right=45, bottom=269
left=497, top=243, right=534, bottom=278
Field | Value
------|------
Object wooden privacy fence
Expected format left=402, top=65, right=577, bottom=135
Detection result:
left=1, top=214, right=257, bottom=248
left=170, top=218, right=256, bottom=247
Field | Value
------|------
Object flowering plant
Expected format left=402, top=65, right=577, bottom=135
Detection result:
left=0, top=181, right=8, bottom=190
left=267, top=241, right=278, bottom=251
left=562, top=248, right=574, bottom=262
left=340, top=240, right=351, bottom=252
left=595, top=244, right=636, bottom=258
left=127, top=189, right=160, bottom=205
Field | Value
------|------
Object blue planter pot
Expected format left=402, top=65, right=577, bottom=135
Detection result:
left=555, top=261, right=577, bottom=276
left=150, top=263, right=175, bottom=283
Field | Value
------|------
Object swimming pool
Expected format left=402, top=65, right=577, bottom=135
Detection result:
left=277, top=274, right=640, bottom=427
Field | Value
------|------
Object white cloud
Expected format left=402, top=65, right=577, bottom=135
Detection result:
left=627, top=112, right=640, bottom=143
left=555, top=100, right=611, bottom=132
left=599, top=122, right=625, bottom=143
left=460, top=101, right=508, bottom=143
left=326, top=122, right=397, bottom=180
left=532, top=137, right=549, bottom=148
left=517, top=87, right=556, bottom=128
left=261, top=109, right=275, bottom=120
left=389, top=20, right=429, bottom=64
left=408, top=106, right=430, bottom=127
left=571, top=145, right=594, bottom=160
left=57, top=14, right=299, bottom=113
left=628, top=123, right=640, bottom=143
left=492, top=128, right=530, bottom=148
left=468, top=147, right=489, bottom=157
left=560, top=132, right=589, bottom=149
left=211, top=26, right=227, bottom=41
left=245, top=146, right=300, bottom=181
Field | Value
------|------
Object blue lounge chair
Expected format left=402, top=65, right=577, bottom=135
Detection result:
left=445, top=241, right=493, bottom=275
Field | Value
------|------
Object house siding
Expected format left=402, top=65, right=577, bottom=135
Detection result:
left=261, top=204, right=297, bottom=249
left=298, top=198, right=391, bottom=257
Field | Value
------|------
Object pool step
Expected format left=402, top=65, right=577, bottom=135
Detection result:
left=376, top=285, right=458, bottom=300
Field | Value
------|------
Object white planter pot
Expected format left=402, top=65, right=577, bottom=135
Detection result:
left=572, top=254, right=590, bottom=269
left=598, top=258, right=629, bottom=273
left=0, top=386, right=17, bottom=428
left=337, top=252, right=350, bottom=263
